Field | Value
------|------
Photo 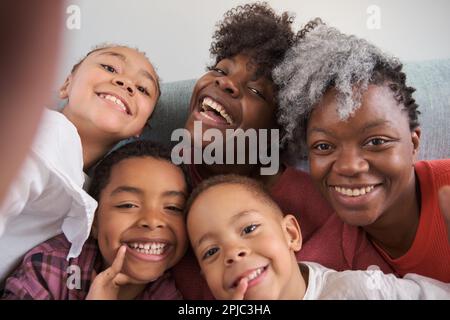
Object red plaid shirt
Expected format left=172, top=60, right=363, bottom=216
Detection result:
left=1, top=234, right=182, bottom=300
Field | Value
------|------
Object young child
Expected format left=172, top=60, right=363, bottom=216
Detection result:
left=274, top=22, right=450, bottom=281
left=0, top=45, right=161, bottom=282
left=2, top=140, right=188, bottom=299
left=186, top=174, right=450, bottom=299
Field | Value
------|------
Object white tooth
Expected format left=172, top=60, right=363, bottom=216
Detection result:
left=360, top=188, right=366, bottom=195
left=143, top=243, right=150, bottom=250
left=139, top=244, right=144, bottom=249
left=335, top=186, right=341, bottom=193
left=352, top=189, right=360, bottom=196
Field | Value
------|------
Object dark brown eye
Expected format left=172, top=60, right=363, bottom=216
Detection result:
left=368, top=138, right=387, bottom=146
left=315, top=143, right=331, bottom=151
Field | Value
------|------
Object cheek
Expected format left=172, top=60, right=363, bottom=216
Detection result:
left=378, top=153, right=414, bottom=187
left=96, top=213, right=129, bottom=253
left=309, top=155, right=331, bottom=182
left=242, top=102, right=274, bottom=129
left=172, top=220, right=188, bottom=253
left=203, top=265, right=224, bottom=295
left=138, top=96, right=157, bottom=116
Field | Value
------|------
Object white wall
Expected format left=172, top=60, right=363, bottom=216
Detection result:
left=57, top=0, right=450, bottom=85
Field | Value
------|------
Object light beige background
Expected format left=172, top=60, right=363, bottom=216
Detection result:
left=57, top=0, right=450, bottom=84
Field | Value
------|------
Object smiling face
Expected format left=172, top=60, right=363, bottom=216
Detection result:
left=60, top=46, right=159, bottom=141
left=93, top=157, right=188, bottom=283
left=187, top=184, right=304, bottom=300
left=306, top=84, right=421, bottom=227
left=185, top=54, right=277, bottom=148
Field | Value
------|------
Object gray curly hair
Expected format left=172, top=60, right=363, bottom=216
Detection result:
left=273, top=22, right=420, bottom=153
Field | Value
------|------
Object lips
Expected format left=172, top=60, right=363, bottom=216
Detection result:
left=327, top=182, right=383, bottom=210
left=230, top=265, right=268, bottom=289
left=97, top=92, right=131, bottom=115
left=332, top=184, right=378, bottom=197
left=193, top=93, right=240, bottom=128
left=122, top=237, right=172, bottom=261
left=200, top=96, right=234, bottom=125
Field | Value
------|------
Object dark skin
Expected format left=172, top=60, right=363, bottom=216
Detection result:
left=308, top=84, right=450, bottom=259
left=307, top=85, right=422, bottom=258
left=184, top=54, right=284, bottom=187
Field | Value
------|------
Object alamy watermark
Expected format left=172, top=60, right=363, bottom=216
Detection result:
left=367, top=5, right=381, bottom=30
left=171, top=121, right=280, bottom=175
left=66, top=4, right=81, bottom=30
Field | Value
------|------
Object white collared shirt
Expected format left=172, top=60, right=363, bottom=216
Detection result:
left=0, top=109, right=97, bottom=281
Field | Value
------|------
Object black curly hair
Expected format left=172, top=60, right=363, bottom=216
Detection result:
left=88, top=140, right=190, bottom=202
left=209, top=2, right=295, bottom=85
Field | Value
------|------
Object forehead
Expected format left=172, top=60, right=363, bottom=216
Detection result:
left=310, top=85, right=409, bottom=129
left=88, top=47, right=156, bottom=77
left=220, top=54, right=272, bottom=84
left=106, top=157, right=185, bottom=192
left=188, top=184, right=272, bottom=226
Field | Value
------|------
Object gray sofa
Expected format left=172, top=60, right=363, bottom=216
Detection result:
left=144, top=59, right=450, bottom=163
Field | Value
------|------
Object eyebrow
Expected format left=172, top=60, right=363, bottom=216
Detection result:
left=360, top=120, right=393, bottom=133
left=98, top=51, right=158, bottom=93
left=308, top=119, right=394, bottom=136
left=307, top=127, right=336, bottom=137
left=98, top=51, right=127, bottom=61
left=110, top=186, right=186, bottom=199
left=195, top=210, right=257, bottom=248
left=110, top=185, right=143, bottom=196
left=162, top=190, right=187, bottom=199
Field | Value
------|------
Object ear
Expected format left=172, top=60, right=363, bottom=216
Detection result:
left=59, top=75, right=73, bottom=99
left=411, top=127, right=421, bottom=161
left=282, top=214, right=302, bottom=252
left=90, top=213, right=98, bottom=239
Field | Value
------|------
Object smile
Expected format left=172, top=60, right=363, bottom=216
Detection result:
left=333, top=185, right=376, bottom=197
left=200, top=96, right=234, bottom=125
left=126, top=242, right=167, bottom=255
left=232, top=265, right=268, bottom=288
left=98, top=93, right=131, bottom=115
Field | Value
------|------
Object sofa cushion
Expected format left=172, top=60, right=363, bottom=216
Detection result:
left=403, top=59, right=450, bottom=160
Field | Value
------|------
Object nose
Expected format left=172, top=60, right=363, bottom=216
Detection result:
left=333, top=147, right=369, bottom=177
left=137, top=209, right=166, bottom=230
left=224, top=245, right=249, bottom=266
left=215, top=76, right=240, bottom=98
left=113, top=77, right=135, bottom=96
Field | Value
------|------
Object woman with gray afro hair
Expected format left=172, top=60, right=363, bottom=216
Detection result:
left=274, top=22, right=419, bottom=148
left=274, top=23, right=450, bottom=282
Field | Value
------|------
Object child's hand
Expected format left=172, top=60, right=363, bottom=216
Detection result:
left=86, top=245, right=132, bottom=300
left=438, top=185, right=450, bottom=243
left=230, top=278, right=248, bottom=300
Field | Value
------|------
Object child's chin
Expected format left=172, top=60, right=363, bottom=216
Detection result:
left=123, top=267, right=165, bottom=283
